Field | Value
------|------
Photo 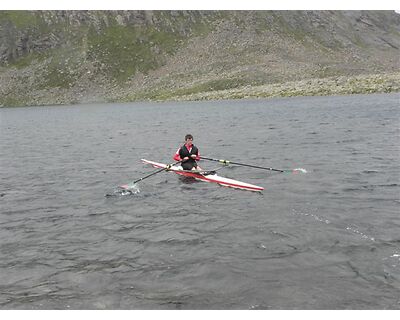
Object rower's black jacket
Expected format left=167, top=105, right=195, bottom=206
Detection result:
left=174, top=144, right=199, bottom=170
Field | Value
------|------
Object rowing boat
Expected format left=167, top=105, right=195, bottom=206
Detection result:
left=114, top=156, right=306, bottom=196
left=140, top=159, right=264, bottom=192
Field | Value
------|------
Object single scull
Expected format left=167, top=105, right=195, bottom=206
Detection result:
left=139, top=159, right=264, bottom=192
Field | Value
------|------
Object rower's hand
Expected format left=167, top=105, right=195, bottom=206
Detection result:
left=190, top=155, right=197, bottom=159
left=183, top=157, right=189, bottom=161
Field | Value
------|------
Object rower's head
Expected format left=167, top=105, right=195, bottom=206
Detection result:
left=185, top=134, right=193, bottom=146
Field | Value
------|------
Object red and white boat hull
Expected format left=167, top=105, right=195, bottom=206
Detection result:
left=141, top=159, right=264, bottom=192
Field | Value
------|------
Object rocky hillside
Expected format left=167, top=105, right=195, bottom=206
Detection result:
left=0, top=10, right=399, bottom=107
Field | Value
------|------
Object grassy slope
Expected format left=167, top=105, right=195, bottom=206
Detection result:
left=0, top=11, right=399, bottom=107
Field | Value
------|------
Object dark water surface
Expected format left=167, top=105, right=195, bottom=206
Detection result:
left=0, top=93, right=399, bottom=309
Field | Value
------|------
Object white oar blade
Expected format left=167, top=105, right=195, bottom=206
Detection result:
left=119, top=183, right=140, bottom=194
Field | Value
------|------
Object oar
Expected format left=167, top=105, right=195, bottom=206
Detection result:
left=200, top=156, right=306, bottom=173
left=120, top=160, right=181, bottom=190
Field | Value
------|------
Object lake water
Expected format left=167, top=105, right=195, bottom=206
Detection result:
left=0, top=93, right=399, bottom=309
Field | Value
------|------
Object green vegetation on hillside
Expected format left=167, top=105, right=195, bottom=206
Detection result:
left=0, top=10, right=399, bottom=107
left=87, top=25, right=184, bottom=82
left=0, top=11, right=37, bottom=29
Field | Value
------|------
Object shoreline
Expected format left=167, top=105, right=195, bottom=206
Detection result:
left=1, top=73, right=399, bottom=108
left=141, top=73, right=400, bottom=102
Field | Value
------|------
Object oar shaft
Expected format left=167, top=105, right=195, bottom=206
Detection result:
left=132, top=161, right=181, bottom=184
left=132, top=167, right=167, bottom=184
left=231, top=162, right=284, bottom=172
left=201, top=156, right=284, bottom=172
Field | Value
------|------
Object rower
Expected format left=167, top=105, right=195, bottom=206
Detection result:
left=173, top=134, right=202, bottom=171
